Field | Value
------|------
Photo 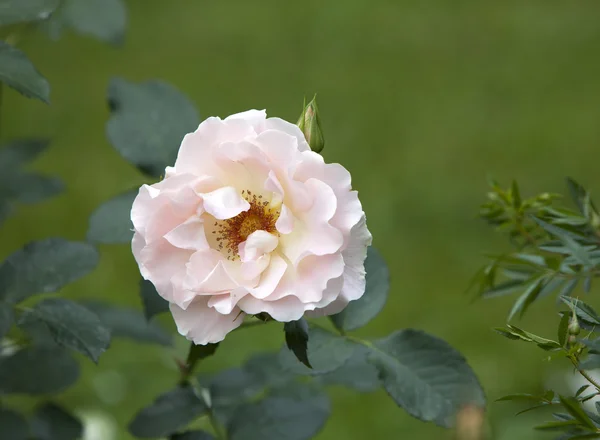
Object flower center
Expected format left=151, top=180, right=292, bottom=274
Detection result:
left=213, top=190, right=279, bottom=259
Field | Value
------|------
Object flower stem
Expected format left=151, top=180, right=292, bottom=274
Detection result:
left=570, top=355, right=600, bottom=393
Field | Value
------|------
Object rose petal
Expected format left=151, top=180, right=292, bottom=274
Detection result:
left=264, top=117, right=310, bottom=152
left=202, top=186, right=250, bottom=220
left=247, top=254, right=288, bottom=299
left=170, top=298, right=244, bottom=345
left=275, top=204, right=294, bottom=234
left=239, top=230, right=278, bottom=262
left=164, top=217, right=209, bottom=251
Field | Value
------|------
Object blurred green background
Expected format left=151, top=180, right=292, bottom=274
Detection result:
left=3, top=0, right=600, bottom=438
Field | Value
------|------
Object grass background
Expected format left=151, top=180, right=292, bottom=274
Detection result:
left=2, top=0, right=600, bottom=438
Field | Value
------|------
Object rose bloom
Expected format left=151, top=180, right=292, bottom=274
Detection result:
left=131, top=110, right=371, bottom=344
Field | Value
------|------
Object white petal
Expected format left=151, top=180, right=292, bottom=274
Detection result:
left=170, top=298, right=244, bottom=345
left=247, top=254, right=288, bottom=299
left=238, top=294, right=305, bottom=322
left=239, top=230, right=278, bottom=262
left=340, top=214, right=372, bottom=302
left=275, top=204, right=294, bottom=234
left=264, top=117, right=310, bottom=152
left=202, top=186, right=250, bottom=220
left=164, top=217, right=209, bottom=251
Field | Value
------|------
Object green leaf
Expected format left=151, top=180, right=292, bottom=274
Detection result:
left=82, top=302, right=171, bottom=346
left=31, top=403, right=83, bottom=440
left=280, top=326, right=356, bottom=375
left=283, top=318, right=311, bottom=369
left=559, top=311, right=571, bottom=347
left=559, top=396, right=597, bottom=431
left=243, top=352, right=293, bottom=390
left=45, top=0, right=127, bottom=44
left=481, top=279, right=525, bottom=299
left=18, top=298, right=111, bottom=363
left=0, top=0, right=59, bottom=26
left=0, top=301, right=13, bottom=338
left=368, top=329, right=485, bottom=427
left=0, top=42, right=49, bottom=103
left=511, top=180, right=521, bottom=209
left=171, top=432, right=215, bottom=440
left=331, top=247, right=389, bottom=331
left=139, top=279, right=169, bottom=320
left=0, top=408, right=28, bottom=440
left=496, top=393, right=552, bottom=403
left=532, top=217, right=591, bottom=266
left=0, top=139, right=50, bottom=171
left=106, top=78, right=199, bottom=177
left=561, top=297, right=600, bottom=326
left=317, top=344, right=381, bottom=393
left=508, top=276, right=544, bottom=321
left=87, top=189, right=137, bottom=244
left=493, top=325, right=562, bottom=351
left=0, top=347, right=79, bottom=394
left=534, top=420, right=580, bottom=431
left=0, top=238, right=99, bottom=303
left=575, top=385, right=590, bottom=398
left=227, top=384, right=330, bottom=440
left=128, top=386, right=207, bottom=438
left=186, top=342, right=219, bottom=371
left=0, top=173, right=64, bottom=204
left=580, top=354, right=600, bottom=370
left=567, top=177, right=593, bottom=215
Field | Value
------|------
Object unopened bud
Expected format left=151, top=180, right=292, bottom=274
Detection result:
left=297, top=96, right=325, bottom=153
left=569, top=321, right=581, bottom=336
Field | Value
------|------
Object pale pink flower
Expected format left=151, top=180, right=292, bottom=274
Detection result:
left=131, top=110, right=371, bottom=344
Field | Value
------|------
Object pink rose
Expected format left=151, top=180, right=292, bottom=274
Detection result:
left=131, top=110, right=372, bottom=344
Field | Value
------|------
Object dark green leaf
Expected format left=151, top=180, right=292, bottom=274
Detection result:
left=559, top=311, right=571, bottom=347
left=45, top=0, right=127, bottom=44
left=567, top=177, right=592, bottom=215
left=139, top=279, right=169, bottom=320
left=87, top=189, right=137, bottom=243
left=317, top=344, right=381, bottom=393
left=493, top=325, right=562, bottom=351
left=31, top=403, right=83, bottom=440
left=0, top=301, right=13, bottom=338
left=187, top=342, right=219, bottom=370
left=534, top=420, right=580, bottom=431
left=532, top=217, right=591, bottom=266
left=106, top=78, right=199, bottom=177
left=128, top=386, right=207, bottom=438
left=560, top=279, right=580, bottom=298
left=0, top=347, right=79, bottom=394
left=559, top=396, right=597, bottom=431
left=209, top=368, right=265, bottom=409
left=368, top=329, right=485, bottom=427
left=283, top=318, right=311, bottom=369
left=18, top=298, right=110, bottom=363
left=511, top=180, right=521, bottom=208
left=243, top=352, right=293, bottom=389
left=171, top=432, right=215, bottom=440
left=0, top=42, right=49, bottom=103
left=575, top=385, right=590, bottom=398
left=1, top=173, right=64, bottom=204
left=0, top=408, right=28, bottom=440
left=280, top=326, right=356, bottom=375
left=0, top=201, right=10, bottom=226
left=83, top=301, right=171, bottom=346
left=0, top=238, right=99, bottom=303
left=496, top=393, right=552, bottom=403
left=331, top=247, right=389, bottom=331
left=561, top=297, right=600, bottom=326
left=0, top=139, right=49, bottom=171
left=0, top=0, right=59, bottom=26
left=480, top=279, right=525, bottom=299
left=227, top=384, right=330, bottom=440
left=508, top=276, right=544, bottom=321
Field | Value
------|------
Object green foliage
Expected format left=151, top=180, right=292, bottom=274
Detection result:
left=31, top=403, right=83, bottom=440
left=128, top=386, right=208, bottom=438
left=494, top=324, right=562, bottom=351
left=0, top=347, right=79, bottom=394
left=106, top=78, right=200, bottom=177
left=82, top=301, right=171, bottom=346
left=0, top=0, right=60, bottom=27
left=18, top=298, right=111, bottom=363
left=331, top=247, right=390, bottom=332
left=44, top=0, right=127, bottom=45
left=0, top=238, right=98, bottom=303
left=87, top=189, right=137, bottom=244
left=171, top=432, right=215, bottom=440
left=0, top=41, right=49, bottom=103
left=368, top=329, right=485, bottom=427
left=472, top=178, right=600, bottom=319
left=0, top=408, right=28, bottom=440
left=280, top=326, right=355, bottom=375
left=227, top=384, right=330, bottom=440
left=283, top=318, right=311, bottom=368
left=0, top=301, right=13, bottom=338
left=0, top=139, right=63, bottom=222
left=139, top=278, right=169, bottom=320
